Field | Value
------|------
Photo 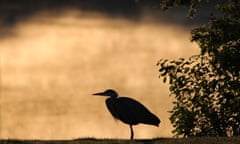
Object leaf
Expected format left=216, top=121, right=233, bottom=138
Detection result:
left=163, top=77, right=167, bottom=83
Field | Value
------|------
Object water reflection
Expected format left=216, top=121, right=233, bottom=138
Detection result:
left=0, top=10, right=199, bottom=139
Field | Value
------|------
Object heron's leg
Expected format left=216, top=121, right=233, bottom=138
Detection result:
left=130, top=125, right=134, bottom=140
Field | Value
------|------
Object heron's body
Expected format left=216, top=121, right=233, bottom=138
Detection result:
left=106, top=97, right=160, bottom=126
left=93, top=89, right=160, bottom=139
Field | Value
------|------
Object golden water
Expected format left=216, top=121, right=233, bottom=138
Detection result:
left=0, top=10, right=199, bottom=139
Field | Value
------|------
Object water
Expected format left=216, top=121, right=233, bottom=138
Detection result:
left=0, top=10, right=199, bottom=139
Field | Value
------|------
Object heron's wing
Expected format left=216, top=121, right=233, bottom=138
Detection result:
left=116, top=97, right=160, bottom=126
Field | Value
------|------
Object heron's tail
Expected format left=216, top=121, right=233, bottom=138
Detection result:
left=143, top=113, right=160, bottom=127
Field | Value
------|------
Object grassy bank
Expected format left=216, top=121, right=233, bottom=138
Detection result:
left=1, top=137, right=240, bottom=144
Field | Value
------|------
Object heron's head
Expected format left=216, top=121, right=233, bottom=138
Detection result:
left=93, top=89, right=118, bottom=98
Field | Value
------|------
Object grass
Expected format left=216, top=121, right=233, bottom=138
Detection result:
left=1, top=137, right=240, bottom=144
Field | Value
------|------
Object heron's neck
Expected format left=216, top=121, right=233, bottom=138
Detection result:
left=110, top=95, right=118, bottom=98
left=106, top=96, right=117, bottom=103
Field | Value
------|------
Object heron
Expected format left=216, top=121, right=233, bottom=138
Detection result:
left=93, top=89, right=160, bottom=140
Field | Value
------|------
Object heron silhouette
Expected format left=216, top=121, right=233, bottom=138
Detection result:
left=93, top=89, right=160, bottom=140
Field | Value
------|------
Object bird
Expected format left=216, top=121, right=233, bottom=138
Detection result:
left=93, top=89, right=160, bottom=140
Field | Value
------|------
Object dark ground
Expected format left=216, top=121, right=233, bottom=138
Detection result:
left=1, top=137, right=240, bottom=144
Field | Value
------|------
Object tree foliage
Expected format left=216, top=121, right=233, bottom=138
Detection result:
left=160, top=0, right=209, bottom=18
left=157, top=0, right=240, bottom=137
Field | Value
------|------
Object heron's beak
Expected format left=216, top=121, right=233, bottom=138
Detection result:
left=92, top=92, right=106, bottom=96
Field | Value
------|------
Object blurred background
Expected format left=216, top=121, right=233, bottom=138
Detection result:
left=0, top=0, right=214, bottom=139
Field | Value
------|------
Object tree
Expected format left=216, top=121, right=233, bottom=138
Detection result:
left=157, top=0, right=240, bottom=137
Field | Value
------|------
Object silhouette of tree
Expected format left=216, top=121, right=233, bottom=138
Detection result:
left=158, top=0, right=240, bottom=137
